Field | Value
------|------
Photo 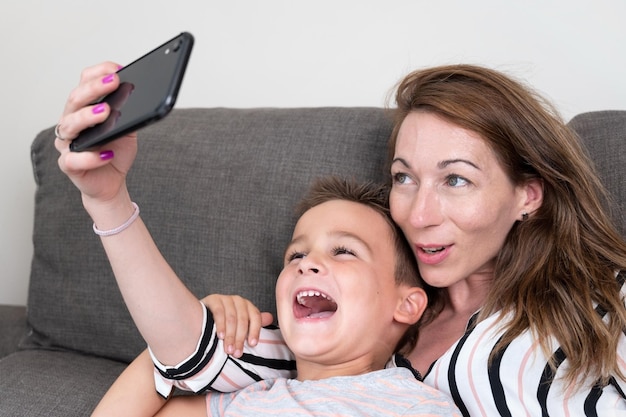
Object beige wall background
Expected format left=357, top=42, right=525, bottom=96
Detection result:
left=1, top=0, right=625, bottom=306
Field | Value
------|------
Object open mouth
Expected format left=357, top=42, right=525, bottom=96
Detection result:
left=294, top=290, right=338, bottom=319
left=421, top=246, right=445, bottom=254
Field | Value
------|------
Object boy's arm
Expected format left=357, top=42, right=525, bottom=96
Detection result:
left=91, top=350, right=166, bottom=417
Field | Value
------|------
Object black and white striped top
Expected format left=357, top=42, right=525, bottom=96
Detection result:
left=150, top=303, right=296, bottom=398
left=422, top=272, right=626, bottom=416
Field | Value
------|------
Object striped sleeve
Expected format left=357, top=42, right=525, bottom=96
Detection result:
left=149, top=302, right=296, bottom=398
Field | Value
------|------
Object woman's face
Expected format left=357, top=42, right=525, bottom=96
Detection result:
left=389, top=111, right=528, bottom=290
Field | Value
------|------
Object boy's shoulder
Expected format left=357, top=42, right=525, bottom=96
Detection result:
left=210, top=368, right=460, bottom=416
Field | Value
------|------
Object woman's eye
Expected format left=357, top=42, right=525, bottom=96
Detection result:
left=446, top=175, right=469, bottom=187
left=333, top=246, right=355, bottom=256
left=392, top=172, right=410, bottom=185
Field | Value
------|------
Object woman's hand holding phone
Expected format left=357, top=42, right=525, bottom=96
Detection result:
left=55, top=32, right=194, bottom=209
left=55, top=61, right=138, bottom=216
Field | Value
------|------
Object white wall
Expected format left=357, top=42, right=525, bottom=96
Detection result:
left=1, top=0, right=625, bottom=306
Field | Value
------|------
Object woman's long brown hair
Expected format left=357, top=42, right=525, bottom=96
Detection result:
left=387, top=64, right=626, bottom=386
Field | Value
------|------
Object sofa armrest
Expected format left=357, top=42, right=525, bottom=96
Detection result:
left=0, top=305, right=28, bottom=358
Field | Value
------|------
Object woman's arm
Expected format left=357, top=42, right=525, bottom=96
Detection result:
left=55, top=62, right=205, bottom=365
left=91, top=350, right=166, bottom=417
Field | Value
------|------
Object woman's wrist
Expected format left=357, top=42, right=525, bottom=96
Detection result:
left=81, top=191, right=137, bottom=234
left=93, top=202, right=140, bottom=237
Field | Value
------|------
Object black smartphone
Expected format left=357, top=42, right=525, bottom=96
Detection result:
left=70, top=32, right=194, bottom=152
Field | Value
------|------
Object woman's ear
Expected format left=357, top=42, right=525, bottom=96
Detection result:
left=520, top=178, right=543, bottom=218
left=394, top=287, right=428, bottom=325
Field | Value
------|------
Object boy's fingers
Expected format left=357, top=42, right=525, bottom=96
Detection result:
left=247, top=312, right=274, bottom=347
left=246, top=304, right=263, bottom=348
left=202, top=296, right=225, bottom=338
left=201, top=294, right=267, bottom=357
left=232, top=297, right=254, bottom=357
left=260, top=312, right=274, bottom=327
left=222, top=297, right=239, bottom=355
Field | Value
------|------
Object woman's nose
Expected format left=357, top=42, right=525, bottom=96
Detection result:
left=409, top=187, right=443, bottom=228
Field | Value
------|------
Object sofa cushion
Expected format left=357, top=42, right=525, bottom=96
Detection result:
left=0, top=350, right=126, bottom=416
left=24, top=107, right=392, bottom=363
left=0, top=305, right=27, bottom=358
left=568, top=110, right=626, bottom=237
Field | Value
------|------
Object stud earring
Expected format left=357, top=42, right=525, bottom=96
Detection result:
left=521, top=212, right=529, bottom=221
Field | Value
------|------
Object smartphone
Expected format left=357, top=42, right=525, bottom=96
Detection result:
left=70, top=32, right=194, bottom=152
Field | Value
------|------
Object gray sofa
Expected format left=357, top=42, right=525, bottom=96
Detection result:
left=0, top=107, right=624, bottom=416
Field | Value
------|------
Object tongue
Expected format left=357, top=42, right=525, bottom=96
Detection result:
left=308, top=310, right=335, bottom=319
left=302, top=296, right=337, bottom=318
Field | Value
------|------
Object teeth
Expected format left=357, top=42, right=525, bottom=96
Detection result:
left=296, top=290, right=333, bottom=305
left=423, top=247, right=444, bottom=254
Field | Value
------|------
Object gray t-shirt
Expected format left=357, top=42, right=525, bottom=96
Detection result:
left=208, top=367, right=461, bottom=416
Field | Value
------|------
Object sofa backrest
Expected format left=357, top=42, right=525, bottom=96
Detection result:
left=24, top=108, right=625, bottom=364
left=25, top=107, right=393, bottom=362
left=568, top=110, right=626, bottom=237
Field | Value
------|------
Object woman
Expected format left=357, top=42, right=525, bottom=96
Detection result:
left=56, top=63, right=626, bottom=416
left=388, top=65, right=626, bottom=415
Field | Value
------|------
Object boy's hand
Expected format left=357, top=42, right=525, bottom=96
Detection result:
left=201, top=294, right=274, bottom=358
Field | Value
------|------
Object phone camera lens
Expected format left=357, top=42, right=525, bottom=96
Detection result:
left=173, top=40, right=181, bottom=52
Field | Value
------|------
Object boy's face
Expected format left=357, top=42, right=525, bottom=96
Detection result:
left=276, top=199, right=410, bottom=374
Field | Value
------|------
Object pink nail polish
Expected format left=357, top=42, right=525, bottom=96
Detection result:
left=102, top=73, right=115, bottom=84
left=92, top=103, right=105, bottom=114
left=100, top=150, right=114, bottom=160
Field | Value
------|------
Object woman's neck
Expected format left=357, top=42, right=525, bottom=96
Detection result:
left=408, top=272, right=493, bottom=375
left=444, top=271, right=493, bottom=315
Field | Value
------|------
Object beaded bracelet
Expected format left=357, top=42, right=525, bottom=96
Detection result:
left=93, top=202, right=140, bottom=237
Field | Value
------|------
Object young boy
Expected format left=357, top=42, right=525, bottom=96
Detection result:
left=94, top=176, right=460, bottom=416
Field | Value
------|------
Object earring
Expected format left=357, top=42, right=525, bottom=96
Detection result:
left=521, top=212, right=529, bottom=221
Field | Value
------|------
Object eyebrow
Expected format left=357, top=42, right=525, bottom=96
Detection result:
left=287, top=230, right=374, bottom=253
left=438, top=158, right=480, bottom=170
left=391, top=157, right=480, bottom=170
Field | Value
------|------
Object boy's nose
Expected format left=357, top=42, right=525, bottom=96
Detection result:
left=299, top=264, right=320, bottom=274
left=298, top=254, right=323, bottom=275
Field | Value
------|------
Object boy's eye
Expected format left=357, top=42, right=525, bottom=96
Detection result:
left=287, top=251, right=305, bottom=262
left=446, top=174, right=469, bottom=187
left=333, top=246, right=355, bottom=256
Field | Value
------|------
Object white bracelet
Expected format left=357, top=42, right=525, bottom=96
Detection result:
left=93, top=202, right=140, bottom=237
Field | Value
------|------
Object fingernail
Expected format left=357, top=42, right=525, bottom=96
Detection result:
left=217, top=332, right=225, bottom=340
left=226, top=345, right=233, bottom=354
left=100, top=150, right=114, bottom=160
left=102, top=73, right=115, bottom=84
left=249, top=338, right=258, bottom=347
left=234, top=349, right=242, bottom=358
left=92, top=103, right=105, bottom=114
